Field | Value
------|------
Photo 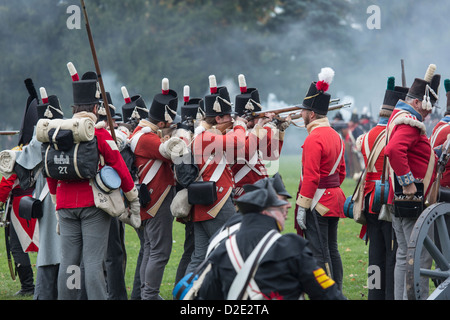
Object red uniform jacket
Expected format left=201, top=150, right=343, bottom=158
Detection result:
left=384, top=103, right=437, bottom=203
left=231, top=123, right=283, bottom=199
left=430, top=117, right=450, bottom=187
left=356, top=118, right=388, bottom=214
left=0, top=174, right=38, bottom=252
left=47, top=124, right=135, bottom=210
left=129, top=123, right=175, bottom=221
left=296, top=118, right=346, bottom=218
left=191, top=122, right=246, bottom=222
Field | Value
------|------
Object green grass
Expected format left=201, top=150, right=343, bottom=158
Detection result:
left=0, top=155, right=370, bottom=300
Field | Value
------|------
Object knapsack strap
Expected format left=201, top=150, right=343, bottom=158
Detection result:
left=226, top=229, right=281, bottom=300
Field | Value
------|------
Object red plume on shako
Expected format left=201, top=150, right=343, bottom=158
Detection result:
left=121, top=86, right=132, bottom=104
left=184, top=85, right=190, bottom=104
left=209, top=75, right=218, bottom=94
left=67, top=62, right=80, bottom=82
left=148, top=78, right=178, bottom=123
left=40, top=87, right=49, bottom=104
left=315, top=67, right=335, bottom=93
left=298, top=67, right=335, bottom=116
left=234, top=74, right=262, bottom=116
left=203, top=75, right=232, bottom=117
left=162, top=77, right=170, bottom=95
left=238, top=74, right=247, bottom=93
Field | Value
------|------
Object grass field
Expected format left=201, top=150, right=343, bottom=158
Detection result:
left=0, top=154, right=372, bottom=300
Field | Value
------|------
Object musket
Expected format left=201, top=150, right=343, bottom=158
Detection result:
left=252, top=102, right=351, bottom=119
left=0, top=131, right=20, bottom=136
left=79, top=0, right=116, bottom=142
left=1, top=197, right=15, bottom=280
left=401, top=59, right=406, bottom=87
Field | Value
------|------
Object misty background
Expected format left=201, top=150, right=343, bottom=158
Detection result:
left=1, top=0, right=450, bottom=154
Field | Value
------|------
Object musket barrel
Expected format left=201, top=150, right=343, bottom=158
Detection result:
left=252, top=100, right=350, bottom=118
left=0, top=131, right=20, bottom=135
left=80, top=0, right=116, bottom=142
left=252, top=102, right=351, bottom=118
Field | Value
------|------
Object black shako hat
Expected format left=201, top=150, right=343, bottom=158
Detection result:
left=120, top=86, right=148, bottom=123
left=444, top=79, right=450, bottom=115
left=72, top=71, right=100, bottom=105
left=382, top=76, right=409, bottom=112
left=149, top=78, right=178, bottom=123
left=236, top=178, right=288, bottom=214
left=243, top=173, right=292, bottom=199
left=180, top=85, right=205, bottom=120
left=234, top=74, right=262, bottom=116
left=181, top=98, right=204, bottom=119
left=19, top=78, right=40, bottom=146
left=298, top=67, right=335, bottom=116
left=204, top=75, right=233, bottom=117
left=407, top=64, right=440, bottom=109
left=36, top=87, right=64, bottom=120
left=98, top=92, right=121, bottom=122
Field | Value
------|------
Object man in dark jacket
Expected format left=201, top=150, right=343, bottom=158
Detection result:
left=197, top=179, right=346, bottom=300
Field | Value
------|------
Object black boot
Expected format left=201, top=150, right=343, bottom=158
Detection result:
left=14, top=265, right=35, bottom=296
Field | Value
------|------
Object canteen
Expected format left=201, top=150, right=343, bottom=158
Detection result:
left=94, top=165, right=121, bottom=194
left=343, top=196, right=354, bottom=219
left=372, top=180, right=389, bottom=213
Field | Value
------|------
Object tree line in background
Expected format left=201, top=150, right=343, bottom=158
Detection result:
left=0, top=0, right=356, bottom=128
left=1, top=0, right=450, bottom=151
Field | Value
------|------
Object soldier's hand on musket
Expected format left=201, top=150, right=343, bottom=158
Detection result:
left=402, top=182, right=417, bottom=199
left=234, top=116, right=248, bottom=128
left=256, top=112, right=275, bottom=126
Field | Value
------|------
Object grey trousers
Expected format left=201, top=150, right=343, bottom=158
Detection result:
left=140, top=189, right=174, bottom=300
left=185, top=196, right=236, bottom=275
left=34, top=264, right=59, bottom=300
left=391, top=215, right=433, bottom=300
left=57, top=206, right=111, bottom=300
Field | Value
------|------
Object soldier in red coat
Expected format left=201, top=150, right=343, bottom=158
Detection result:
left=128, top=78, right=180, bottom=300
left=429, top=79, right=450, bottom=187
left=295, top=68, right=346, bottom=290
left=0, top=78, right=41, bottom=296
left=185, top=75, right=247, bottom=275
left=231, top=74, right=285, bottom=199
left=384, top=64, right=441, bottom=299
left=47, top=71, right=139, bottom=300
left=356, top=76, right=407, bottom=300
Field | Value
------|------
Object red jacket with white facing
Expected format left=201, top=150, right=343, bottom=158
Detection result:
left=129, top=120, right=176, bottom=221
left=296, top=118, right=346, bottom=218
left=384, top=104, right=437, bottom=203
left=356, top=118, right=388, bottom=214
left=231, top=123, right=284, bottom=199
left=430, top=117, right=450, bottom=187
left=47, top=115, right=135, bottom=210
left=192, top=121, right=246, bottom=222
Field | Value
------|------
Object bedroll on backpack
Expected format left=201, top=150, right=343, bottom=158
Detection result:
left=37, top=117, right=99, bottom=180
